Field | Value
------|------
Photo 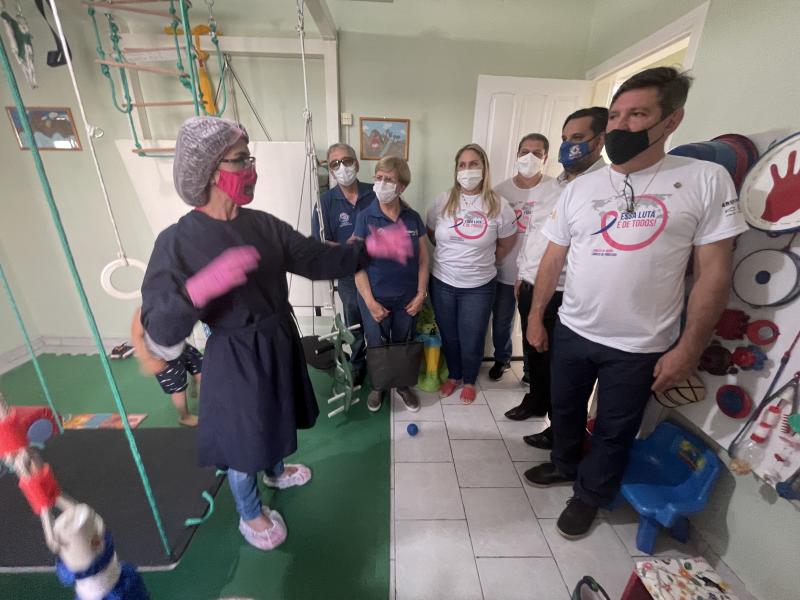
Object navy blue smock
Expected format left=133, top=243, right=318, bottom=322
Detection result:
left=141, top=208, right=368, bottom=473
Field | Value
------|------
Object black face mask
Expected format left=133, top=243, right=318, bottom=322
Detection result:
left=605, top=116, right=670, bottom=165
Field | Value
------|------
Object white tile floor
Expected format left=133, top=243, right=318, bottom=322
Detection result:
left=389, top=362, right=758, bottom=600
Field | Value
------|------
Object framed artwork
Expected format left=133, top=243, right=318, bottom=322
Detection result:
left=359, top=117, right=409, bottom=160
left=6, top=106, right=82, bottom=150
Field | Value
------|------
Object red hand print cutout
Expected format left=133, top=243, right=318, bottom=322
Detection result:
left=761, top=150, right=800, bottom=222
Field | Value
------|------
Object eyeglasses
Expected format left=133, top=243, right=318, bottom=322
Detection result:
left=219, top=156, right=256, bottom=168
left=329, top=157, right=356, bottom=170
left=622, top=174, right=636, bottom=214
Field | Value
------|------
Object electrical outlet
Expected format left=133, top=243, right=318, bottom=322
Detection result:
left=340, top=112, right=353, bottom=126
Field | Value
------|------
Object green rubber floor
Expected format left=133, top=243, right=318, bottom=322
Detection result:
left=0, top=354, right=390, bottom=600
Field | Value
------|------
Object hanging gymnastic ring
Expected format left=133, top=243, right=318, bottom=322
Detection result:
left=100, top=258, right=146, bottom=300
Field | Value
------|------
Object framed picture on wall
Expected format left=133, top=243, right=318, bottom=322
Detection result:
left=359, top=117, right=409, bottom=161
left=6, top=106, right=82, bottom=150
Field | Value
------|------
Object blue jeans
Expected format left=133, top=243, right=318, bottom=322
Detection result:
left=357, top=292, right=418, bottom=348
left=429, top=276, right=496, bottom=385
left=492, top=282, right=523, bottom=369
left=228, top=460, right=284, bottom=520
left=549, top=321, right=662, bottom=506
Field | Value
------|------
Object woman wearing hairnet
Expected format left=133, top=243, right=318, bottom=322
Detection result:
left=139, top=117, right=411, bottom=551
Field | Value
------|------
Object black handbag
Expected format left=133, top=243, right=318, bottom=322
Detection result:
left=366, top=338, right=423, bottom=390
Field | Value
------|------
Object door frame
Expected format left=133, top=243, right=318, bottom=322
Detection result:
left=585, top=1, right=710, bottom=81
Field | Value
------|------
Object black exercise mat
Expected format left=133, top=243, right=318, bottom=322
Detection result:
left=0, top=428, right=224, bottom=570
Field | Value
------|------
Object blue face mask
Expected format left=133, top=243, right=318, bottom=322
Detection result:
left=558, top=137, right=597, bottom=168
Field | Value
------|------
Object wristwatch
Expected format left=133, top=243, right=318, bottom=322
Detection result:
left=418, top=289, right=428, bottom=298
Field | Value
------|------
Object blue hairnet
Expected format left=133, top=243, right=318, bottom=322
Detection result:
left=173, top=117, right=248, bottom=206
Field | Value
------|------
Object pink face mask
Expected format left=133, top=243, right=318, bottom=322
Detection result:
left=216, top=166, right=258, bottom=206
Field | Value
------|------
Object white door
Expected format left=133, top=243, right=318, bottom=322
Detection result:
left=472, top=75, right=593, bottom=180
left=472, top=75, right=592, bottom=364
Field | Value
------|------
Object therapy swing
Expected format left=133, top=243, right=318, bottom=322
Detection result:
left=50, top=0, right=147, bottom=300
left=0, top=2, right=224, bottom=568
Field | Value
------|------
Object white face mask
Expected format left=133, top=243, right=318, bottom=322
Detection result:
left=516, top=153, right=543, bottom=178
left=457, top=169, right=483, bottom=191
left=373, top=180, right=398, bottom=204
left=333, top=163, right=357, bottom=187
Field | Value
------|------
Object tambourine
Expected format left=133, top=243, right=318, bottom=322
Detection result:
left=732, top=248, right=800, bottom=308
left=739, top=131, right=800, bottom=233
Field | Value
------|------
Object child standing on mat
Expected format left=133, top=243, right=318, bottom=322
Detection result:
left=131, top=307, right=200, bottom=427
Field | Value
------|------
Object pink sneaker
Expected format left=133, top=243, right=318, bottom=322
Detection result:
left=262, top=464, right=312, bottom=489
left=239, top=508, right=287, bottom=551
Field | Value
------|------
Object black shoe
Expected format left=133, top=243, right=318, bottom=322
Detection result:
left=520, top=373, right=530, bottom=387
left=504, top=393, right=547, bottom=421
left=523, top=426, right=553, bottom=449
left=505, top=404, right=537, bottom=421
left=557, top=496, right=598, bottom=539
left=488, top=360, right=511, bottom=380
left=524, top=462, right=574, bottom=487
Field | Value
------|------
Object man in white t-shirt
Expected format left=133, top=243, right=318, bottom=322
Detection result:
left=490, top=133, right=552, bottom=384
left=524, top=67, right=748, bottom=539
left=505, top=108, right=608, bottom=433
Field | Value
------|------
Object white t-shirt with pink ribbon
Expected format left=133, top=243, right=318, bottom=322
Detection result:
left=427, top=191, right=517, bottom=288
left=493, top=175, right=555, bottom=285
left=542, top=155, right=748, bottom=353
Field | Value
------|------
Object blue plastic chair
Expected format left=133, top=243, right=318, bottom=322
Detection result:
left=619, top=421, right=721, bottom=555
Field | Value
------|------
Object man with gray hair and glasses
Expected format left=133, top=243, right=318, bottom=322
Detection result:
left=312, top=143, right=376, bottom=385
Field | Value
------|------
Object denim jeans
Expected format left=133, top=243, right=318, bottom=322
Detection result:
left=357, top=292, right=418, bottom=348
left=429, top=276, right=496, bottom=385
left=228, top=460, right=284, bottom=520
left=491, top=282, right=517, bottom=365
left=337, top=276, right=366, bottom=375
left=549, top=321, right=662, bottom=506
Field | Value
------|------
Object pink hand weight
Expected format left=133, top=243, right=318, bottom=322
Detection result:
left=185, top=246, right=261, bottom=308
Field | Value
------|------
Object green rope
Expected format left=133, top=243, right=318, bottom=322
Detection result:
left=88, top=7, right=126, bottom=114
left=105, top=14, right=142, bottom=152
left=209, top=17, right=226, bottom=116
left=183, top=491, right=215, bottom=527
left=178, top=0, right=200, bottom=116
left=0, top=263, right=63, bottom=434
left=168, top=0, right=192, bottom=91
left=0, top=33, right=172, bottom=558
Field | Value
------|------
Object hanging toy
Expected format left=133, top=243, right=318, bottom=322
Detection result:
left=746, top=319, right=780, bottom=346
left=716, top=385, right=753, bottom=419
left=0, top=394, right=149, bottom=599
left=730, top=404, right=782, bottom=475
left=730, top=344, right=768, bottom=372
left=0, top=1, right=36, bottom=87
left=713, top=308, right=750, bottom=340
left=698, top=341, right=734, bottom=375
